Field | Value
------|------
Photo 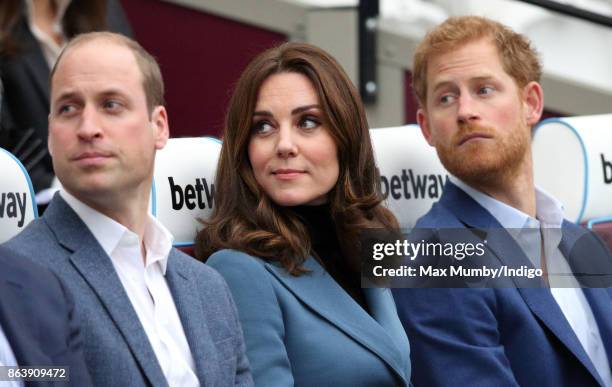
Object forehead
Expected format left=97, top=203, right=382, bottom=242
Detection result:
left=427, top=39, right=509, bottom=86
left=52, top=40, right=143, bottom=96
left=256, top=72, right=319, bottom=107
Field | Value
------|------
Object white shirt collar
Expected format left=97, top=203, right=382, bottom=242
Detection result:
left=60, top=190, right=173, bottom=274
left=449, top=176, right=565, bottom=229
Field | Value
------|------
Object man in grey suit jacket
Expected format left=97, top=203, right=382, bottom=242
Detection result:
left=3, top=32, right=252, bottom=387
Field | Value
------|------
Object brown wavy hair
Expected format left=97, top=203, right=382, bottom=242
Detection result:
left=195, top=42, right=399, bottom=275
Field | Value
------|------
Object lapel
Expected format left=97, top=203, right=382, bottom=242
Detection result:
left=264, top=257, right=409, bottom=385
left=439, top=181, right=542, bottom=287
left=440, top=181, right=604, bottom=384
left=165, top=252, right=215, bottom=387
left=15, top=20, right=50, bottom=107
left=0, top=263, right=48, bottom=366
left=582, top=288, right=612, bottom=369
left=44, top=195, right=169, bottom=387
left=560, top=223, right=612, bottom=373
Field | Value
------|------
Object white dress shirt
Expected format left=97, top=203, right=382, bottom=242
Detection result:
left=0, top=323, right=23, bottom=387
left=61, top=190, right=200, bottom=387
left=451, top=176, right=612, bottom=386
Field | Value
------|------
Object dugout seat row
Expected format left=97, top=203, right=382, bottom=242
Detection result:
left=2, top=117, right=612, bottom=254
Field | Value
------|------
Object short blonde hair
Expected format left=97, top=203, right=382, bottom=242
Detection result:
left=413, top=16, right=542, bottom=106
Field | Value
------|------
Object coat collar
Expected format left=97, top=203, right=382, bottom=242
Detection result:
left=43, top=194, right=169, bottom=387
left=262, top=257, right=410, bottom=385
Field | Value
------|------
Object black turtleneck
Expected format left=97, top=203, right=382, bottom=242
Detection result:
left=291, top=205, right=369, bottom=313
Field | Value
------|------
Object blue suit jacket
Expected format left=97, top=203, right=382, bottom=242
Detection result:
left=3, top=195, right=253, bottom=387
left=393, top=181, right=612, bottom=387
left=0, top=246, right=92, bottom=387
left=207, top=249, right=411, bottom=387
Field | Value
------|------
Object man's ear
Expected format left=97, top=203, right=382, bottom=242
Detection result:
left=151, top=106, right=169, bottom=149
left=522, top=81, right=544, bottom=126
left=417, top=108, right=434, bottom=146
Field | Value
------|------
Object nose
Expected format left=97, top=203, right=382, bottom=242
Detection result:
left=76, top=106, right=103, bottom=141
left=456, top=94, right=480, bottom=125
left=276, top=125, right=298, bottom=158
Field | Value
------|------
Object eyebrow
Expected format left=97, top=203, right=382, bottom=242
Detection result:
left=431, top=76, right=496, bottom=94
left=253, top=104, right=321, bottom=117
left=53, top=91, right=80, bottom=104
left=54, top=88, right=126, bottom=103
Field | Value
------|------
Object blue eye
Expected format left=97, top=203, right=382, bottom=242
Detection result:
left=58, top=104, right=75, bottom=114
left=104, top=100, right=123, bottom=111
left=439, top=94, right=456, bottom=106
left=478, top=86, right=495, bottom=96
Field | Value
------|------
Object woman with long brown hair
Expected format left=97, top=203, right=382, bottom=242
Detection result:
left=196, top=42, right=411, bottom=386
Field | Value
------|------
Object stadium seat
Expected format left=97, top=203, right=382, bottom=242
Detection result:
left=152, top=137, right=221, bottom=254
left=533, top=114, right=612, bottom=250
left=370, top=125, right=449, bottom=229
left=0, top=147, right=38, bottom=243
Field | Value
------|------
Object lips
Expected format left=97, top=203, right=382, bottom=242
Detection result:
left=272, top=168, right=306, bottom=180
left=458, top=132, right=493, bottom=146
left=70, top=150, right=114, bottom=167
left=72, top=151, right=113, bottom=161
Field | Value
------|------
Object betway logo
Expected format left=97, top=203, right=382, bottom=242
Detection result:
left=168, top=177, right=214, bottom=210
left=603, top=154, right=612, bottom=184
left=381, top=169, right=445, bottom=200
left=0, top=192, right=27, bottom=227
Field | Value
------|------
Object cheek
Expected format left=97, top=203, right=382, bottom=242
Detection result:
left=309, top=141, right=339, bottom=178
left=496, top=105, right=522, bottom=130
left=247, top=139, right=267, bottom=178
left=48, top=128, right=68, bottom=155
left=427, top=117, right=454, bottom=146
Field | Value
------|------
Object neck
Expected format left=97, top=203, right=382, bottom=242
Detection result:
left=32, top=0, right=56, bottom=13
left=31, top=0, right=62, bottom=44
left=71, top=185, right=151, bottom=243
left=467, top=153, right=537, bottom=218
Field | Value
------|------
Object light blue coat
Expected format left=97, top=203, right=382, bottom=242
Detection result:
left=207, top=249, right=411, bottom=387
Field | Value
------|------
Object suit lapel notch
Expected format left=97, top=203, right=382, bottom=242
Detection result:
left=265, top=258, right=408, bottom=384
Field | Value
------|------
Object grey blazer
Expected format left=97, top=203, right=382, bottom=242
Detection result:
left=3, top=194, right=253, bottom=387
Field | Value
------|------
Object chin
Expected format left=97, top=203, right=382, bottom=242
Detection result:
left=268, top=190, right=312, bottom=207
left=66, top=178, right=115, bottom=197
